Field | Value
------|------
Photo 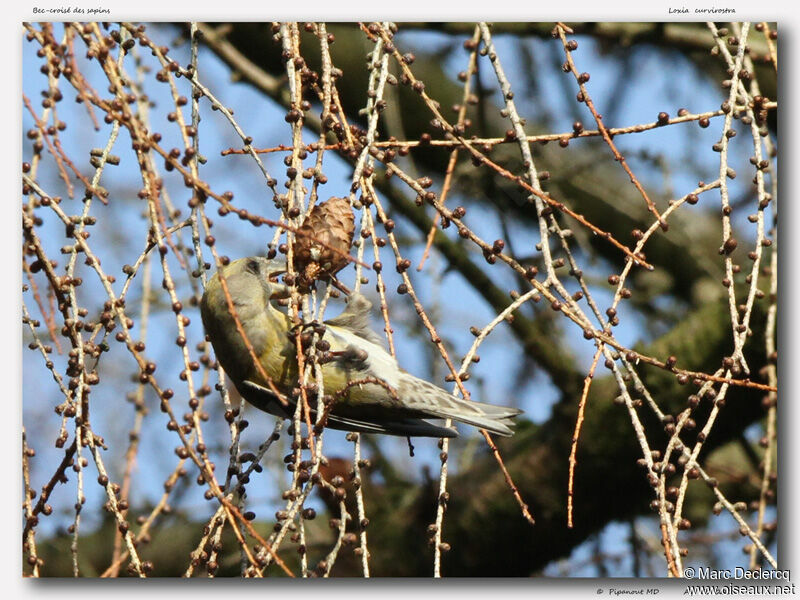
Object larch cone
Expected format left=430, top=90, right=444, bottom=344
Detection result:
left=293, top=196, right=355, bottom=286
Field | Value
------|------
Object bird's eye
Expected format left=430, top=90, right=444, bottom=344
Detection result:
left=245, top=259, right=260, bottom=274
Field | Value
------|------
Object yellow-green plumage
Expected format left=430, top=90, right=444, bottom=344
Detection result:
left=200, top=257, right=522, bottom=438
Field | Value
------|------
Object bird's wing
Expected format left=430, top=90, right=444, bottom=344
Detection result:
left=324, top=324, right=402, bottom=390
left=322, top=413, right=457, bottom=437
left=324, top=293, right=385, bottom=347
left=238, top=379, right=457, bottom=438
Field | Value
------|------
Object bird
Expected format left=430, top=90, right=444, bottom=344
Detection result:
left=200, top=256, right=522, bottom=438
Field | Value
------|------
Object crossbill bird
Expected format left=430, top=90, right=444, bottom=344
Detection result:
left=200, top=256, right=521, bottom=438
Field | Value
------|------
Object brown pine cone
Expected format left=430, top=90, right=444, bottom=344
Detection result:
left=293, top=196, right=355, bottom=286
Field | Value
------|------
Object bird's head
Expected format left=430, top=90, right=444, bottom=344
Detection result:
left=210, top=256, right=290, bottom=306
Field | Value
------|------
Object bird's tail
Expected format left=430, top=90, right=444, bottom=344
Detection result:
left=401, top=375, right=522, bottom=437
left=437, top=397, right=522, bottom=437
